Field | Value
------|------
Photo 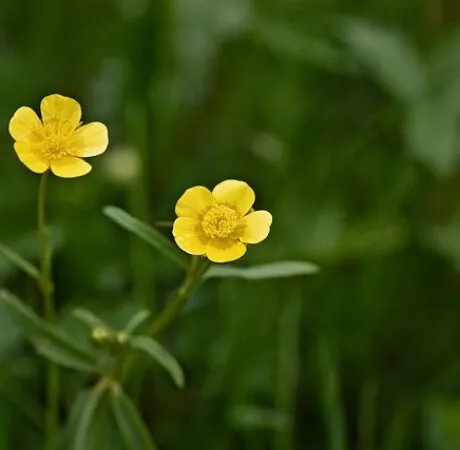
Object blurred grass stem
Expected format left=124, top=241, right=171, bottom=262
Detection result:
left=38, top=171, right=59, bottom=450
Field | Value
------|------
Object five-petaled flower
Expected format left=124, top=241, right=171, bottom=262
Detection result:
left=173, top=180, right=272, bottom=263
left=9, top=94, right=109, bottom=178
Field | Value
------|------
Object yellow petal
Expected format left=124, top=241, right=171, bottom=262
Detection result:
left=175, top=236, right=208, bottom=255
left=74, top=122, right=109, bottom=157
left=212, top=180, right=255, bottom=216
left=9, top=107, right=44, bottom=141
left=173, top=217, right=207, bottom=255
left=173, top=217, right=202, bottom=238
left=175, top=186, right=215, bottom=219
left=14, top=141, right=49, bottom=173
left=205, top=239, right=246, bottom=263
left=238, top=211, right=272, bottom=244
left=50, top=156, right=92, bottom=178
left=40, top=94, right=81, bottom=130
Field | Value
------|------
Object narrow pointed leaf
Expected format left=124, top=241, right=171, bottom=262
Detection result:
left=110, top=385, right=157, bottom=450
left=60, top=390, right=91, bottom=449
left=73, top=309, right=107, bottom=329
left=72, top=383, right=108, bottom=450
left=103, top=206, right=188, bottom=269
left=0, top=290, right=98, bottom=370
left=123, top=310, right=151, bottom=335
left=340, top=20, right=425, bottom=103
left=0, top=241, right=40, bottom=280
left=205, top=261, right=320, bottom=280
left=35, top=345, right=96, bottom=372
left=61, top=388, right=123, bottom=450
left=130, top=335, right=184, bottom=388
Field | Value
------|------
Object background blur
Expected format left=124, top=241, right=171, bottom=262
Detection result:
left=1, top=0, right=460, bottom=449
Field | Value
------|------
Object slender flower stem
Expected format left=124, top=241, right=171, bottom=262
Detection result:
left=147, top=270, right=197, bottom=337
left=38, top=172, right=59, bottom=450
left=123, top=257, right=209, bottom=381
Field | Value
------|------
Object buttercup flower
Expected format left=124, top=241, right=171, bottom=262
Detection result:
left=9, top=94, right=109, bottom=178
left=173, top=180, right=272, bottom=263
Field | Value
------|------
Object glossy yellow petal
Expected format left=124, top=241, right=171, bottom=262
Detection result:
left=14, top=141, right=49, bottom=173
left=40, top=94, right=81, bottom=130
left=238, top=211, right=272, bottom=244
left=9, top=107, right=43, bottom=141
left=173, top=217, right=202, bottom=238
left=74, top=122, right=109, bottom=157
left=175, top=186, right=215, bottom=219
left=206, top=239, right=246, bottom=263
left=212, top=180, right=255, bottom=216
left=173, top=218, right=208, bottom=255
left=50, top=156, right=91, bottom=178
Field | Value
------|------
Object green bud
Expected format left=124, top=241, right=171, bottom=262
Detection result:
left=91, top=326, right=112, bottom=346
left=116, top=332, right=129, bottom=346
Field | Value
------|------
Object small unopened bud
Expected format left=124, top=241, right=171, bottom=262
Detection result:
left=91, top=327, right=112, bottom=346
left=116, top=332, right=129, bottom=345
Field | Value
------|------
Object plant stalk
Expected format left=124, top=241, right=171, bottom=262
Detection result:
left=38, top=172, right=59, bottom=450
left=123, top=257, right=208, bottom=381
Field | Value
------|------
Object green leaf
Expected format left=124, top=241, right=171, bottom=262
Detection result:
left=405, top=34, right=460, bottom=176
left=73, top=309, right=107, bottom=329
left=0, top=290, right=98, bottom=371
left=130, top=335, right=184, bottom=388
left=35, top=345, right=96, bottom=372
left=0, top=374, right=42, bottom=430
left=205, top=261, right=320, bottom=280
left=255, top=20, right=355, bottom=74
left=110, top=385, right=157, bottom=450
left=61, top=390, right=91, bottom=449
left=340, top=20, right=425, bottom=103
left=61, top=387, right=124, bottom=450
left=123, top=310, right=151, bottom=335
left=0, top=241, right=40, bottom=280
left=103, top=206, right=188, bottom=269
left=425, top=397, right=460, bottom=450
left=71, top=383, right=108, bottom=450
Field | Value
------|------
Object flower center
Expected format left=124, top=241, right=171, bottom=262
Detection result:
left=201, top=204, right=238, bottom=239
left=40, top=120, right=78, bottom=160
left=42, top=135, right=69, bottom=159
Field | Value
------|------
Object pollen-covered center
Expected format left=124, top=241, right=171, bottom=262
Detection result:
left=40, top=120, right=77, bottom=160
left=201, top=204, right=238, bottom=239
left=42, top=135, right=70, bottom=159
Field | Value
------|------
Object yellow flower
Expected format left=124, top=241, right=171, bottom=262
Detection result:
left=9, top=94, right=109, bottom=178
left=173, top=180, right=272, bottom=263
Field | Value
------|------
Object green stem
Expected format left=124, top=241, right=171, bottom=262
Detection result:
left=146, top=258, right=203, bottom=337
left=123, top=257, right=208, bottom=381
left=38, top=172, right=59, bottom=450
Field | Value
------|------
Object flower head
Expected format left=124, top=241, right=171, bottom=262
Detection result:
left=9, top=94, right=109, bottom=178
left=173, top=180, right=272, bottom=263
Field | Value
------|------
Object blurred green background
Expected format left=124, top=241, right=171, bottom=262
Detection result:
left=1, top=0, right=460, bottom=448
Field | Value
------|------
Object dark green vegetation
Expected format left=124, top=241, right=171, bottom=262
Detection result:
left=1, top=0, right=460, bottom=449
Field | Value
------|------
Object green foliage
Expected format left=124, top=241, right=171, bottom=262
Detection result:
left=1, top=0, right=460, bottom=449
left=0, top=241, right=40, bottom=280
left=110, top=385, right=158, bottom=450
left=70, top=384, right=108, bottom=450
left=0, top=290, right=98, bottom=371
left=129, top=335, right=184, bottom=388
left=205, top=260, right=319, bottom=280
left=103, top=206, right=188, bottom=270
